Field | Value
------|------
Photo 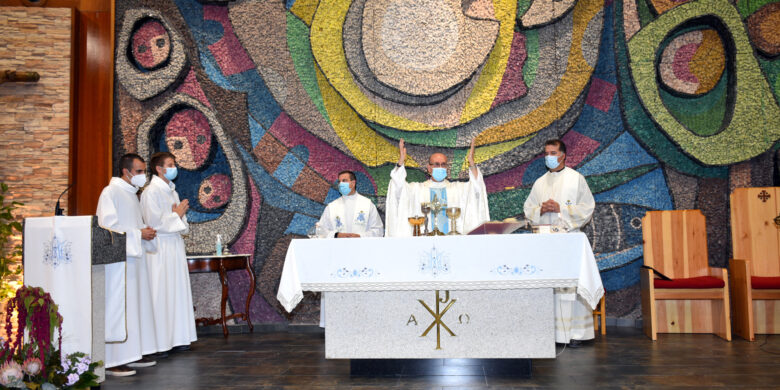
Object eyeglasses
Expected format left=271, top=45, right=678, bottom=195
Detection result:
left=429, top=162, right=449, bottom=168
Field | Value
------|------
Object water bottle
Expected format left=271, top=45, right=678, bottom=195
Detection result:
left=216, top=234, right=223, bottom=256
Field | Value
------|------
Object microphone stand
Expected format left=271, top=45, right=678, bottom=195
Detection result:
left=55, top=184, right=74, bottom=216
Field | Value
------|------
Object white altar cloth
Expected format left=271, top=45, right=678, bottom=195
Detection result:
left=277, top=232, right=603, bottom=312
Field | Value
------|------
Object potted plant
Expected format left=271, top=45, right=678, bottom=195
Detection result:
left=0, top=183, right=23, bottom=303
left=1, top=286, right=101, bottom=389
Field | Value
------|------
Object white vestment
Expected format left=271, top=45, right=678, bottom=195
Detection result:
left=97, top=177, right=158, bottom=367
left=385, top=166, right=490, bottom=237
left=317, top=193, right=384, bottom=327
left=317, top=193, right=384, bottom=238
left=524, top=166, right=597, bottom=343
left=140, top=175, right=198, bottom=351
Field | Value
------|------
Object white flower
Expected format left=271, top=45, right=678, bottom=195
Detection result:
left=0, top=361, right=24, bottom=387
left=23, top=357, right=43, bottom=376
left=66, top=372, right=80, bottom=386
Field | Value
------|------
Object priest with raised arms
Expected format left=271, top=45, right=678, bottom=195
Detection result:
left=140, top=151, right=198, bottom=354
left=386, top=138, right=489, bottom=237
left=96, top=153, right=159, bottom=376
left=524, top=139, right=596, bottom=347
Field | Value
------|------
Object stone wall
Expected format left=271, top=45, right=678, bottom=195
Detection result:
left=0, top=7, right=73, bottom=331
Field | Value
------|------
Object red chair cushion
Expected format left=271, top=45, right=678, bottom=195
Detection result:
left=751, top=276, right=780, bottom=290
left=654, top=276, right=725, bottom=289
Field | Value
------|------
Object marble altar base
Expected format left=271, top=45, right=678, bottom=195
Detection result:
left=325, top=289, right=554, bottom=359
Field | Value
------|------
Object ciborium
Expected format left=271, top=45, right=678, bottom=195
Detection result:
left=446, top=207, right=461, bottom=235
left=408, top=216, right=426, bottom=236
left=427, top=194, right=447, bottom=236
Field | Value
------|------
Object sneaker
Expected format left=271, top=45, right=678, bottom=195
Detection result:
left=126, top=357, right=157, bottom=368
left=172, top=345, right=191, bottom=352
left=151, top=351, right=169, bottom=359
left=106, top=365, right=137, bottom=377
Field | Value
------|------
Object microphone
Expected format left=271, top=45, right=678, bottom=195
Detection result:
left=55, top=184, right=74, bottom=216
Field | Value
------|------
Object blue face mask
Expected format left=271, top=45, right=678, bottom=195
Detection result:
left=431, top=167, right=447, bottom=182
left=163, top=166, right=178, bottom=181
left=545, top=155, right=560, bottom=170
left=338, top=181, right=352, bottom=196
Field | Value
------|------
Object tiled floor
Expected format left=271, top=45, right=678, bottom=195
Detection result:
left=101, top=327, right=780, bottom=389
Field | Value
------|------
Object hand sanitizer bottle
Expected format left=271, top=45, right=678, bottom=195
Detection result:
left=216, top=234, right=223, bottom=256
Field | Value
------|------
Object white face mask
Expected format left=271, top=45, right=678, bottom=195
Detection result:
left=128, top=172, right=147, bottom=188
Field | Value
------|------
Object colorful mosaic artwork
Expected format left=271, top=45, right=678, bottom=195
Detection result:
left=113, top=0, right=780, bottom=323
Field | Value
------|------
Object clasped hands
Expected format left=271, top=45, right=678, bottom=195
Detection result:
left=141, top=199, right=190, bottom=241
left=540, top=199, right=560, bottom=214
left=173, top=199, right=189, bottom=217
left=141, top=227, right=156, bottom=241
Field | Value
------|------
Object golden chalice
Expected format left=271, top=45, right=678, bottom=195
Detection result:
left=408, top=216, right=426, bottom=236
left=446, top=207, right=462, bottom=235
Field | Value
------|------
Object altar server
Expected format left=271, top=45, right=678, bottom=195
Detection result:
left=385, top=138, right=489, bottom=237
left=524, top=139, right=597, bottom=346
left=141, top=151, right=197, bottom=353
left=96, top=153, right=159, bottom=376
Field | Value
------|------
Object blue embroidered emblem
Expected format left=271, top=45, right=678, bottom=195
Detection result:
left=332, top=267, right=377, bottom=278
left=335, top=216, right=342, bottom=228
left=491, top=264, right=543, bottom=276
left=43, top=237, right=73, bottom=268
left=419, top=244, right=451, bottom=277
left=356, top=211, right=366, bottom=223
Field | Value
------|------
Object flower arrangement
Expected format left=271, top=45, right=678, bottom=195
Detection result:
left=1, top=286, right=101, bottom=389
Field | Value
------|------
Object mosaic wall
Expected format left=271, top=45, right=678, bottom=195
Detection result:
left=113, top=0, right=780, bottom=323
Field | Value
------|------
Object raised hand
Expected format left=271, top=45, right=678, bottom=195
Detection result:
left=468, top=137, right=476, bottom=166
left=398, top=138, right=406, bottom=166
left=467, top=137, right=478, bottom=176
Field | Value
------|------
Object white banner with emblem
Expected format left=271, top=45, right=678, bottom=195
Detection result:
left=24, top=216, right=96, bottom=357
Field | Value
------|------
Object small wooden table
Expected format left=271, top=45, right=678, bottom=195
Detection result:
left=187, top=254, right=255, bottom=338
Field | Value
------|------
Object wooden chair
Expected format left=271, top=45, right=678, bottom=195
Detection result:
left=729, top=187, right=780, bottom=341
left=641, top=210, right=731, bottom=341
left=593, top=296, right=606, bottom=335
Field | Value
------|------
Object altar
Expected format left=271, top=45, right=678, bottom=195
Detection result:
left=277, top=233, right=603, bottom=373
